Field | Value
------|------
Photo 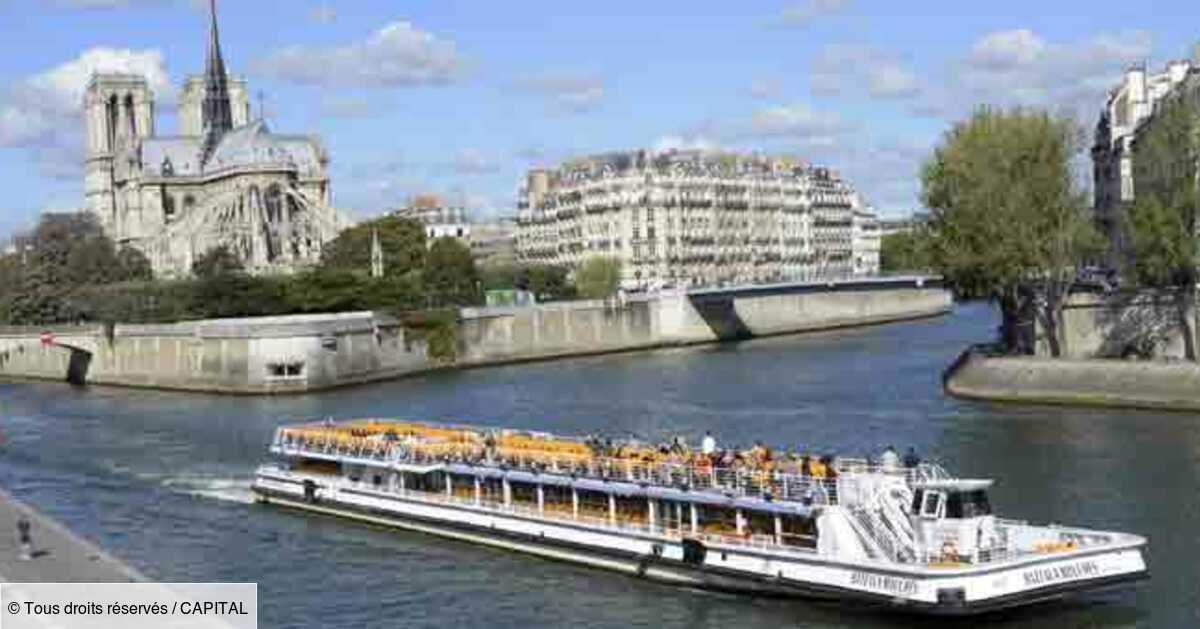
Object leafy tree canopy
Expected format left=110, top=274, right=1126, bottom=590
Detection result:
left=191, top=245, right=244, bottom=279
left=321, top=215, right=426, bottom=277
left=424, top=237, right=481, bottom=307
left=574, top=256, right=623, bottom=300
left=921, top=107, right=1099, bottom=353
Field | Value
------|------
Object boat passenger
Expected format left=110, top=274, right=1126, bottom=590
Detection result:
left=881, top=445, right=901, bottom=470
left=701, top=431, right=717, bottom=456
left=822, top=455, right=838, bottom=480
left=903, top=447, right=921, bottom=469
left=809, top=457, right=827, bottom=479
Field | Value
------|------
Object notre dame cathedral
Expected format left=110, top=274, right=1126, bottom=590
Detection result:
left=83, top=0, right=343, bottom=277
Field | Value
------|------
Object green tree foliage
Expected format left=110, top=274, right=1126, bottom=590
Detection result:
left=573, top=256, right=623, bottom=300
left=321, top=215, right=426, bottom=277
left=921, top=107, right=1100, bottom=355
left=0, top=213, right=163, bottom=324
left=517, top=265, right=573, bottom=301
left=191, top=245, right=244, bottom=279
left=424, top=237, right=481, bottom=307
left=1129, top=94, right=1200, bottom=359
left=1128, top=195, right=1192, bottom=287
left=115, top=247, right=153, bottom=281
left=879, top=231, right=932, bottom=273
left=480, top=263, right=519, bottom=291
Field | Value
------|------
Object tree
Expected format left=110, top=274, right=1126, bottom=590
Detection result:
left=574, top=256, right=622, bottom=300
left=880, top=231, right=931, bottom=273
left=321, top=215, right=426, bottom=277
left=115, top=247, right=153, bottom=282
left=921, top=107, right=1099, bottom=355
left=1129, top=95, right=1200, bottom=360
left=517, top=264, right=573, bottom=301
left=423, top=237, right=481, bottom=307
left=191, top=245, right=244, bottom=278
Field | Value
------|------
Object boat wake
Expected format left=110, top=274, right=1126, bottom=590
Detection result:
left=161, top=476, right=255, bottom=504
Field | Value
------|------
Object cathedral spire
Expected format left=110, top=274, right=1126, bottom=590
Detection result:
left=202, top=0, right=233, bottom=146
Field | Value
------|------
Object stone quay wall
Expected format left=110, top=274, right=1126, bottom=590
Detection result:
left=944, top=348, right=1200, bottom=411
left=1035, top=290, right=1197, bottom=360
left=0, top=277, right=951, bottom=394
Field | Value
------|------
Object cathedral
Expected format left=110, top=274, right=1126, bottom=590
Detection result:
left=83, top=0, right=342, bottom=277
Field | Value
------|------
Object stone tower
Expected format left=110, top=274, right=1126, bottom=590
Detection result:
left=83, top=74, right=154, bottom=237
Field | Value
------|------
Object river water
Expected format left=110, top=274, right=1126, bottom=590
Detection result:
left=0, top=302, right=1196, bottom=628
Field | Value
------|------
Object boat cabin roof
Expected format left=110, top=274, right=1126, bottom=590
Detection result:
left=913, top=479, right=993, bottom=492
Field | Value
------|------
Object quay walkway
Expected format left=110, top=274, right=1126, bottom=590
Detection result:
left=0, top=487, right=143, bottom=583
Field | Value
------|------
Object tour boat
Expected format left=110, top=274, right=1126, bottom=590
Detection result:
left=251, top=420, right=1148, bottom=615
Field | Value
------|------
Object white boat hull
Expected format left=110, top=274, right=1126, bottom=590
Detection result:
left=252, top=470, right=1147, bottom=615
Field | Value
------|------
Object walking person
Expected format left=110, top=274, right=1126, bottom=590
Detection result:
left=17, top=516, right=33, bottom=561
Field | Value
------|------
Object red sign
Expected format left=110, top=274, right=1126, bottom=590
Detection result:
left=39, top=332, right=54, bottom=347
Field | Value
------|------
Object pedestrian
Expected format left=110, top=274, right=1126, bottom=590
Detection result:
left=903, top=447, right=921, bottom=469
left=17, top=516, right=33, bottom=561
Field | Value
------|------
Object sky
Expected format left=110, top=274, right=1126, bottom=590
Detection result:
left=0, top=0, right=1198, bottom=239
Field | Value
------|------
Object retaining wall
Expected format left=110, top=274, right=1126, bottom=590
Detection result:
left=944, top=349, right=1200, bottom=411
left=0, top=277, right=951, bottom=394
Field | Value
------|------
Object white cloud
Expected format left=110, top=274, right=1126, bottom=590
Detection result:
left=811, top=45, right=919, bottom=99
left=253, top=21, right=466, bottom=88
left=780, top=0, right=847, bottom=27
left=452, top=148, right=500, bottom=175
left=0, top=47, right=170, bottom=148
left=744, top=103, right=846, bottom=146
left=653, top=134, right=719, bottom=152
left=511, top=74, right=605, bottom=113
left=925, top=29, right=1153, bottom=118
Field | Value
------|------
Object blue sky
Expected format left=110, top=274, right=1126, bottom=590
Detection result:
left=1, top=0, right=1198, bottom=239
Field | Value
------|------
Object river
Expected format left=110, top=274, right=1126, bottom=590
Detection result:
left=0, top=301, right=1196, bottom=628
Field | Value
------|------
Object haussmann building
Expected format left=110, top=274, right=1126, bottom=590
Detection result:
left=515, top=150, right=880, bottom=290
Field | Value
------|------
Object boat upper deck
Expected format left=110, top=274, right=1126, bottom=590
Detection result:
left=270, top=419, right=952, bottom=507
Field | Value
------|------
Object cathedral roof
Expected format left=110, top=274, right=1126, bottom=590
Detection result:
left=142, top=137, right=203, bottom=177
left=140, top=121, right=325, bottom=179
left=206, top=120, right=325, bottom=177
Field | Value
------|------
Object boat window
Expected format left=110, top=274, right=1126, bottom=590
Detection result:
left=911, top=489, right=924, bottom=514
left=945, top=490, right=992, bottom=519
left=920, top=490, right=944, bottom=519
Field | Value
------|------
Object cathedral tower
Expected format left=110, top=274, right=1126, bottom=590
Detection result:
left=83, top=74, right=154, bottom=237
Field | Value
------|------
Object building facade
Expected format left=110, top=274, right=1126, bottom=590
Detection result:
left=469, top=219, right=517, bottom=267
left=394, top=196, right=473, bottom=243
left=83, top=0, right=341, bottom=277
left=1092, top=52, right=1198, bottom=267
left=516, top=150, right=880, bottom=290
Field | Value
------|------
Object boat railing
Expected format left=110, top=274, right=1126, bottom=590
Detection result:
left=282, top=469, right=820, bottom=555
left=271, top=427, right=952, bottom=507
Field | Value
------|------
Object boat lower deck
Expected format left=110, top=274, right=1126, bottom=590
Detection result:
left=252, top=468, right=1148, bottom=616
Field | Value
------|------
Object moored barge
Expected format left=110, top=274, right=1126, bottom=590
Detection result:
left=252, top=420, right=1147, bottom=615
